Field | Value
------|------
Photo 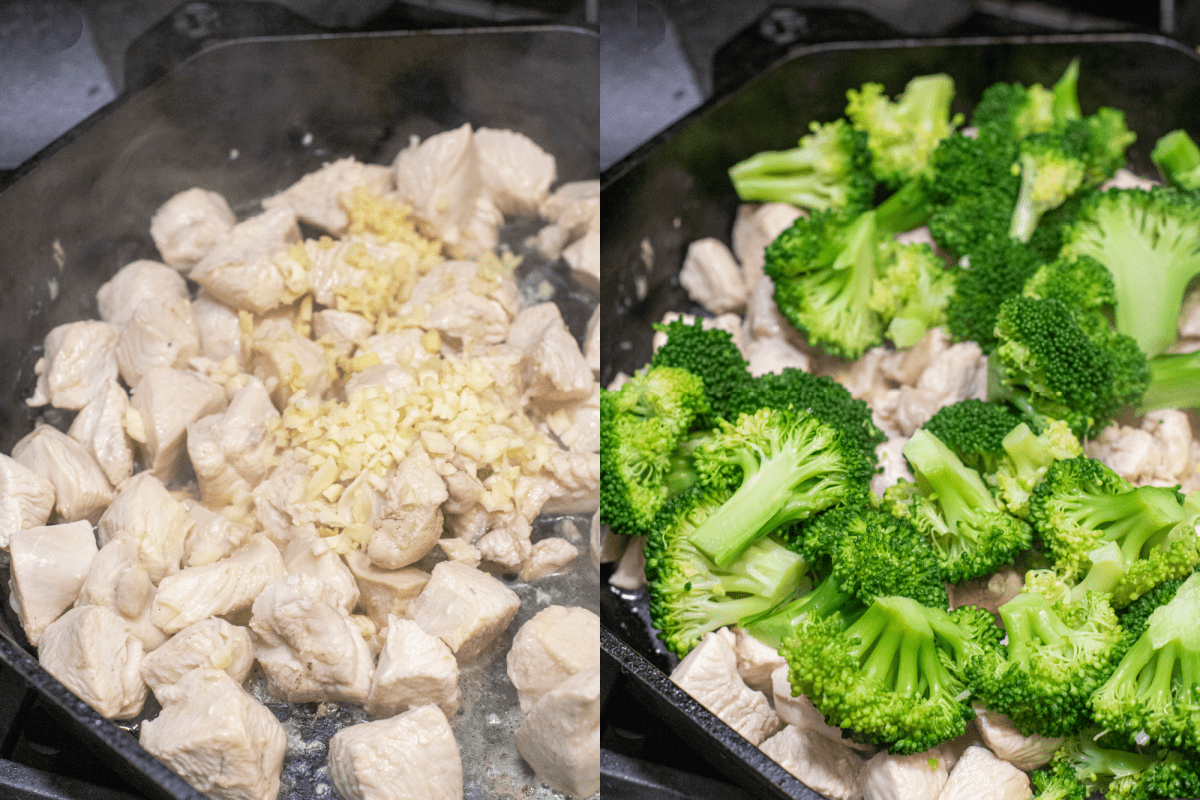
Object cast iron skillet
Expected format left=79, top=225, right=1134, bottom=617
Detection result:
left=600, top=10, right=1200, bottom=800
left=0, top=10, right=598, bottom=800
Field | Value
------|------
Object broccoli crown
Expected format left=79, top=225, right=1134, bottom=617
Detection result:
left=649, top=316, right=751, bottom=420
left=971, top=80, right=1057, bottom=142
left=1082, top=107, right=1136, bottom=185
left=644, top=485, right=810, bottom=657
left=599, top=366, right=710, bottom=536
left=783, top=594, right=996, bottom=754
left=969, top=570, right=1124, bottom=738
left=765, top=208, right=886, bottom=359
left=1118, top=573, right=1189, bottom=646
left=1022, top=254, right=1116, bottom=312
left=921, top=398, right=1022, bottom=475
left=868, top=239, right=955, bottom=348
left=1009, top=125, right=1090, bottom=243
left=1152, top=128, right=1200, bottom=191
left=1061, top=186, right=1200, bottom=358
left=944, top=234, right=1044, bottom=353
left=1030, top=732, right=1192, bottom=800
left=925, top=128, right=1022, bottom=257
left=686, top=406, right=874, bottom=567
left=845, top=73, right=963, bottom=189
left=992, top=419, right=1083, bottom=519
left=728, top=119, right=877, bottom=213
left=1090, top=571, right=1200, bottom=753
left=885, top=429, right=1033, bottom=583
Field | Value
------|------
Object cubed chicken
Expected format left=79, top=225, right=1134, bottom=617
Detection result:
left=312, top=309, right=374, bottom=357
left=541, top=449, right=600, bottom=515
left=474, top=128, right=556, bottom=216
left=115, top=297, right=201, bottom=388
left=438, top=538, right=481, bottom=567
left=301, top=236, right=403, bottom=308
left=67, top=379, right=134, bottom=487
left=935, top=745, right=1032, bottom=800
left=680, top=237, right=749, bottom=315
left=513, top=665, right=600, bottom=799
left=191, top=291, right=244, bottom=363
left=96, top=259, right=191, bottom=326
left=506, top=303, right=594, bottom=402
left=359, top=329, right=440, bottom=370
left=536, top=381, right=600, bottom=454
left=367, top=616, right=460, bottom=719
left=129, top=367, right=228, bottom=484
left=140, top=668, right=286, bottom=800
left=97, top=472, right=193, bottom=585
left=189, top=207, right=304, bottom=314
left=151, top=536, right=285, bottom=634
left=8, top=520, right=97, bottom=646
left=394, top=260, right=520, bottom=347
left=182, top=500, right=252, bottom=567
left=746, top=337, right=810, bottom=377
left=37, top=605, right=146, bottom=719
left=731, top=202, right=804, bottom=291
left=561, top=221, right=600, bottom=294
left=343, top=549, right=430, bottom=631
left=149, top=188, right=237, bottom=272
left=187, top=379, right=279, bottom=510
left=140, top=618, right=254, bottom=694
left=538, top=180, right=599, bottom=241
left=730, top=628, right=785, bottom=693
left=769, top=666, right=869, bottom=750
left=328, top=704, right=462, bottom=800
left=518, top=537, right=579, bottom=581
left=26, top=320, right=120, bottom=410
left=12, top=424, right=112, bottom=523
left=76, top=533, right=167, bottom=651
left=366, top=449, right=448, bottom=570
left=262, top=157, right=392, bottom=236
left=248, top=324, right=330, bottom=408
left=283, top=534, right=359, bottom=613
left=759, top=725, right=866, bottom=800
left=974, top=708, right=1062, bottom=771
left=669, top=631, right=780, bottom=746
left=861, top=747, right=951, bottom=800
left=506, top=605, right=599, bottom=713
left=0, top=453, right=55, bottom=550
left=405, top=560, right=520, bottom=663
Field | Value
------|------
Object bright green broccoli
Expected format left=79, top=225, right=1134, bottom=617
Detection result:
left=1030, top=732, right=1200, bottom=800
left=644, top=485, right=810, bottom=656
left=728, top=119, right=876, bottom=213
left=685, top=406, right=874, bottom=567
left=970, top=61, right=1077, bottom=141
left=882, top=428, right=1033, bottom=582
left=1081, top=106, right=1136, bottom=185
left=845, top=73, right=963, bottom=189
left=944, top=234, right=1044, bottom=351
left=1151, top=128, right=1200, bottom=190
left=868, top=239, right=955, bottom=347
left=598, top=366, right=709, bottom=537
left=1118, top=572, right=1190, bottom=645
left=783, top=595, right=999, bottom=754
left=1140, top=350, right=1200, bottom=412
left=649, top=316, right=751, bottom=421
left=1022, top=254, right=1115, bottom=311
left=921, top=398, right=1023, bottom=475
left=969, top=570, right=1124, bottom=738
left=925, top=127, right=1022, bottom=258
left=991, top=419, right=1082, bottom=519
left=1009, top=125, right=1090, bottom=243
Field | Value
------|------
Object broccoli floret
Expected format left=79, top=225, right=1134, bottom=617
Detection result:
left=1030, top=732, right=1200, bottom=800
left=971, top=80, right=1056, bottom=142
left=1151, top=128, right=1200, bottom=190
left=1141, top=350, right=1200, bottom=412
left=598, top=366, right=709, bottom=536
left=944, top=235, right=1043, bottom=351
left=1082, top=107, right=1136, bottom=185
left=728, top=119, right=876, bottom=213
left=969, top=570, right=1124, bottom=738
left=1008, top=125, right=1090, bottom=243
left=685, top=406, right=874, bottom=567
left=845, top=73, right=963, bottom=189
left=1119, top=573, right=1190, bottom=645
left=926, top=128, right=1022, bottom=258
left=1060, top=186, right=1200, bottom=358
left=1090, top=570, right=1200, bottom=753
left=649, top=316, right=751, bottom=421
left=644, top=485, right=810, bottom=657
left=868, top=239, right=955, bottom=347
left=1022, top=254, right=1115, bottom=311
left=922, top=399, right=1023, bottom=475
left=992, top=419, right=1083, bottom=519
left=883, top=428, right=1033, bottom=582
left=783, top=595, right=998, bottom=754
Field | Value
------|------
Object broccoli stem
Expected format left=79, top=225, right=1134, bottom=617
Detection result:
left=729, top=146, right=827, bottom=179
left=874, top=176, right=934, bottom=236
left=1000, top=592, right=1073, bottom=663
left=1152, top=129, right=1200, bottom=189
left=1066, top=486, right=1184, bottom=563
left=1140, top=351, right=1200, bottom=412
left=1051, top=58, right=1081, bottom=124
left=741, top=570, right=853, bottom=648
left=725, top=176, right=839, bottom=209
left=1069, top=541, right=1128, bottom=601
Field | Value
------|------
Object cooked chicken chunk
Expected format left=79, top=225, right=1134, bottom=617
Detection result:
left=366, top=449, right=448, bottom=570
left=746, top=337, right=810, bottom=377
left=191, top=291, right=244, bottom=363
left=96, top=259, right=191, bottom=326
left=405, top=561, right=520, bottom=662
left=250, top=572, right=374, bottom=704
left=506, top=303, right=593, bottom=402
left=151, top=536, right=285, bottom=634
left=249, top=323, right=331, bottom=408
left=115, top=297, right=201, bottom=387
left=936, top=746, right=1032, bottom=800
left=0, top=453, right=55, bottom=550
left=680, top=237, right=749, bottom=314
left=438, top=538, right=481, bottom=567
left=541, top=449, right=600, bottom=515
left=728, top=628, right=785, bottom=693
left=367, top=616, right=460, bottom=719
left=182, top=500, right=252, bottom=567
left=358, top=329, right=440, bottom=369
left=731, top=202, right=804, bottom=290
left=1087, top=409, right=1197, bottom=487
left=283, top=535, right=359, bottom=613
left=129, top=367, right=228, bottom=483
left=8, top=520, right=97, bottom=646
left=140, top=618, right=254, bottom=694
left=535, top=179, right=599, bottom=259
left=37, top=605, right=146, bottom=719
left=974, top=708, right=1062, bottom=771
left=343, top=549, right=429, bottom=631
left=12, top=424, right=112, bottom=523
left=536, top=381, right=600, bottom=454
left=76, top=533, right=168, bottom=651
left=394, top=259, right=520, bottom=347
left=506, top=605, right=599, bottom=713
left=189, top=207, right=304, bottom=314
left=769, top=666, right=869, bottom=751
left=140, top=668, right=286, bottom=800
left=67, top=379, right=134, bottom=486
left=27, top=320, right=120, bottom=410
left=474, top=128, right=556, bottom=216
left=518, top=537, right=579, bottom=581
left=262, top=157, right=392, bottom=236
left=670, top=631, right=780, bottom=746
left=328, top=704, right=462, bottom=800
left=862, top=747, right=950, bottom=800
left=97, top=472, right=193, bottom=585
left=149, top=188, right=237, bottom=272
left=312, top=309, right=374, bottom=357
left=513, top=665, right=600, bottom=799
left=562, top=221, right=600, bottom=294
left=759, top=725, right=866, bottom=800
left=187, top=380, right=279, bottom=510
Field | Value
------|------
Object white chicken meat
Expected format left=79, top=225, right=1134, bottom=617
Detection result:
left=506, top=605, right=600, bottom=713
left=76, top=532, right=167, bottom=651
left=8, top=520, right=97, bottom=646
left=27, top=320, right=120, bottom=410
left=513, top=665, right=600, bottom=800
left=12, top=424, right=112, bottom=523
left=506, top=302, right=594, bottom=402
left=328, top=704, right=463, bottom=800
left=129, top=366, right=228, bottom=484
left=67, top=379, right=134, bottom=487
left=343, top=548, right=430, bottom=632
left=365, top=448, right=448, bottom=570
left=394, top=259, right=520, bottom=347
left=139, top=617, right=254, bottom=695
left=151, top=535, right=285, bottom=634
left=187, top=379, right=279, bottom=510
left=149, top=188, right=237, bottom=272
left=473, top=127, right=556, bottom=216
left=0, top=453, right=55, bottom=550
left=262, top=157, right=392, bottom=236
left=366, top=615, right=460, bottom=719
left=189, top=207, right=304, bottom=314
left=37, top=605, right=146, bottom=719
left=405, top=560, right=521, bottom=663
left=758, top=725, right=866, bottom=800
left=680, top=237, right=749, bottom=315
left=283, top=534, right=359, bottom=613
left=669, top=631, right=780, bottom=746
left=96, top=472, right=193, bottom=586
left=96, top=259, right=191, bottom=326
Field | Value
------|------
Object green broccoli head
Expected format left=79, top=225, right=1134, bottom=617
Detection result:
left=1152, top=128, right=1200, bottom=191
left=925, top=128, right=1022, bottom=257
left=1022, top=254, right=1116, bottom=312
left=645, top=485, right=810, bottom=657
left=649, top=316, right=751, bottom=421
left=944, top=234, right=1043, bottom=352
left=1082, top=107, right=1136, bottom=185
left=1008, top=125, right=1089, bottom=243
left=971, top=81, right=1057, bottom=142
left=728, top=119, right=877, bottom=213
left=992, top=419, right=1082, bottom=519
left=868, top=239, right=955, bottom=348
left=921, top=398, right=1023, bottom=475
left=1118, top=572, right=1190, bottom=646
left=1030, top=732, right=1187, bottom=800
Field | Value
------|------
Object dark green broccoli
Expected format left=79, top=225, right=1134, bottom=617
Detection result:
left=649, top=316, right=751, bottom=421
left=991, top=419, right=1082, bottom=519
left=728, top=119, right=876, bottom=213
left=868, top=239, right=955, bottom=348
left=944, top=234, right=1044, bottom=351
left=969, top=570, right=1124, bottom=738
left=644, top=485, right=810, bottom=656
left=783, top=595, right=999, bottom=754
left=685, top=406, right=874, bottom=567
left=925, top=127, right=1022, bottom=258
left=1022, top=254, right=1115, bottom=312
left=1030, top=732, right=1200, bottom=800
left=1151, top=128, right=1200, bottom=190
left=921, top=398, right=1023, bottom=475
left=882, top=428, right=1033, bottom=582
left=598, top=366, right=709, bottom=537
left=1118, top=572, right=1190, bottom=645
left=970, top=62, right=1075, bottom=141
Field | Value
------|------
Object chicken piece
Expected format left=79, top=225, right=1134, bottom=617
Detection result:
left=474, top=128, right=556, bottom=216
left=561, top=222, right=600, bottom=294
left=359, top=329, right=440, bottom=369
left=746, top=336, right=810, bottom=377
left=1101, top=167, right=1159, bottom=192
left=140, top=668, right=286, bottom=800
left=151, top=536, right=285, bottom=634
left=506, top=605, right=599, bottom=713
left=26, top=320, right=120, bottom=410
left=67, top=379, right=134, bottom=487
left=680, top=237, right=749, bottom=315
left=0, top=453, right=55, bottom=550
left=730, top=627, right=785, bottom=693
left=12, top=424, right=112, bottom=523
left=935, top=745, right=1032, bottom=800
left=518, top=537, right=579, bottom=582
left=948, top=567, right=1024, bottom=623
left=129, top=367, right=228, bottom=484
left=284, top=535, right=359, bottom=613
left=250, top=572, right=374, bottom=704
left=974, top=708, right=1062, bottom=771
left=115, top=297, right=202, bottom=388
left=366, top=449, right=448, bottom=570
left=262, top=157, right=392, bottom=236
left=140, top=618, right=254, bottom=694
left=669, top=631, right=780, bottom=745
left=862, top=748, right=950, bottom=800
left=252, top=449, right=313, bottom=536
left=300, top=236, right=403, bottom=307
left=744, top=276, right=804, bottom=348
left=329, top=704, right=462, bottom=800
left=769, top=665, right=872, bottom=751
left=367, top=616, right=460, bottom=719
left=732, top=202, right=804, bottom=291
left=313, top=309, right=374, bottom=356
left=249, top=323, right=330, bottom=408
left=651, top=311, right=747, bottom=355
left=539, top=180, right=599, bottom=240
left=97, top=472, right=193, bottom=585
left=189, top=207, right=304, bottom=314
left=514, top=665, right=600, bottom=799
left=438, top=538, right=481, bottom=567
left=1088, top=409, right=1197, bottom=487
left=96, top=259, right=191, bottom=326
left=476, top=510, right=535, bottom=569
left=584, top=305, right=600, bottom=376
left=394, top=260, right=520, bottom=347
left=1143, top=409, right=1195, bottom=482
left=760, top=725, right=866, bottom=800
left=343, top=548, right=430, bottom=631
left=150, top=189, right=237, bottom=272
left=182, top=500, right=252, bottom=567
left=607, top=534, right=647, bottom=591
left=536, top=381, right=600, bottom=454
left=8, top=520, right=97, bottom=646
left=871, top=436, right=914, bottom=498
left=37, top=605, right=146, bottom=719
left=76, top=533, right=167, bottom=651
left=873, top=342, right=988, bottom=437
left=187, top=380, right=280, bottom=509
left=191, top=291, right=244, bottom=363
left=879, top=326, right=948, bottom=386
left=505, top=302, right=593, bottom=402
left=541, top=449, right=600, bottom=515
left=405, top=560, right=521, bottom=663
